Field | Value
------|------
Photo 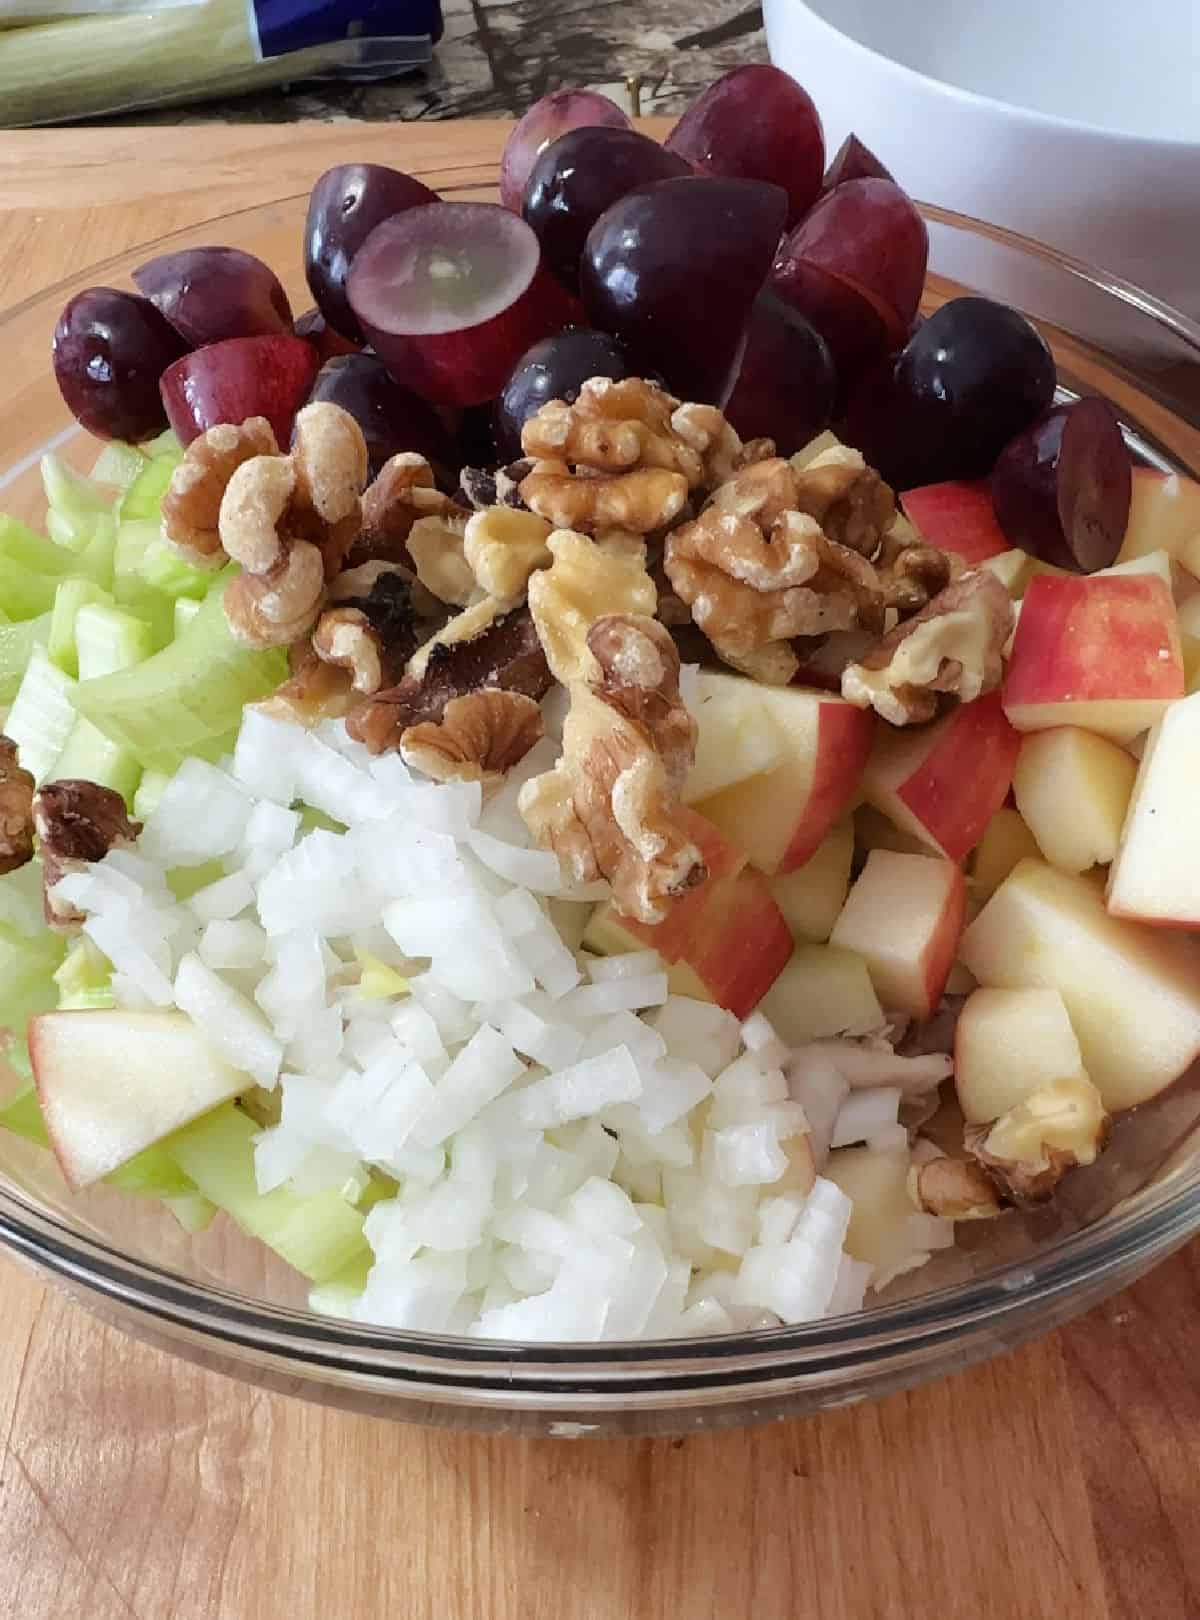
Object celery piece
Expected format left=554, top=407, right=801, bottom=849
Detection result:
left=90, top=441, right=148, bottom=493
left=74, top=512, right=118, bottom=591
left=6, top=646, right=78, bottom=783
left=142, top=430, right=183, bottom=461
left=54, top=938, right=113, bottom=1011
left=0, top=611, right=51, bottom=703
left=173, top=596, right=202, bottom=637
left=0, top=1082, right=48, bottom=1148
left=73, top=587, right=287, bottom=774
left=118, top=456, right=178, bottom=523
left=0, top=920, right=66, bottom=1034
left=164, top=1192, right=217, bottom=1233
left=138, top=538, right=223, bottom=602
left=169, top=1104, right=370, bottom=1283
left=47, top=578, right=112, bottom=677
left=111, top=518, right=176, bottom=648
left=41, top=454, right=110, bottom=545
left=74, top=601, right=155, bottom=682
left=308, top=1251, right=373, bottom=1317
left=0, top=515, right=75, bottom=577
left=0, top=860, right=47, bottom=938
left=107, top=1141, right=196, bottom=1198
left=167, top=858, right=227, bottom=901
left=50, top=716, right=142, bottom=804
left=0, top=560, right=64, bottom=621
left=355, top=949, right=410, bottom=1002
left=132, top=768, right=172, bottom=823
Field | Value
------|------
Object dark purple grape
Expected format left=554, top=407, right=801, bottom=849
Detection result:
left=456, top=402, right=499, bottom=471
left=305, top=164, right=439, bottom=343
left=580, top=176, right=788, bottom=405
left=723, top=291, right=834, bottom=456
left=822, top=133, right=894, bottom=193
left=522, top=127, right=692, bottom=293
left=499, top=90, right=631, bottom=212
left=133, top=246, right=293, bottom=348
left=991, top=397, right=1131, bottom=572
left=294, top=307, right=361, bottom=362
left=495, top=327, right=638, bottom=461
left=772, top=256, right=891, bottom=402
left=53, top=286, right=188, bottom=442
left=307, top=353, right=455, bottom=481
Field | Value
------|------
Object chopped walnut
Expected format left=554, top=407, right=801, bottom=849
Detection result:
left=520, top=615, right=702, bottom=924
left=523, top=378, right=696, bottom=482
left=908, top=1153, right=1003, bottom=1220
left=873, top=524, right=955, bottom=617
left=353, top=452, right=459, bottom=571
left=406, top=509, right=473, bottom=607
left=223, top=540, right=327, bottom=648
left=311, top=560, right=434, bottom=697
left=964, top=1076, right=1110, bottom=1208
left=791, top=445, right=896, bottom=558
left=519, top=457, right=689, bottom=536
left=312, top=608, right=385, bottom=695
left=33, top=781, right=141, bottom=928
left=161, top=417, right=278, bottom=568
left=290, top=401, right=369, bottom=528
left=527, top=527, right=657, bottom=684
left=463, top=505, right=553, bottom=605
left=261, top=643, right=357, bottom=727
left=401, top=689, right=544, bottom=786
left=842, top=569, right=1014, bottom=725
left=0, top=737, right=34, bottom=876
left=219, top=455, right=296, bottom=574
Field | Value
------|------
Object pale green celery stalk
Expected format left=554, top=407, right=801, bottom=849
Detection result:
left=309, top=1252, right=373, bottom=1317
left=74, top=512, right=117, bottom=591
left=0, top=860, right=48, bottom=937
left=118, top=456, right=179, bottom=523
left=47, top=578, right=111, bottom=677
left=169, top=1104, right=371, bottom=1283
left=0, top=515, right=75, bottom=576
left=163, top=1192, right=217, bottom=1233
left=0, top=612, right=51, bottom=703
left=132, top=768, right=172, bottom=822
left=0, top=1083, right=46, bottom=1147
left=6, top=645, right=77, bottom=782
left=0, top=559, right=64, bottom=621
left=0, top=1082, right=202, bottom=1200
left=167, top=858, right=227, bottom=901
left=90, top=441, right=147, bottom=492
left=41, top=454, right=110, bottom=549
left=138, top=539, right=225, bottom=601
left=111, top=519, right=177, bottom=647
left=50, top=718, right=142, bottom=802
left=54, top=938, right=115, bottom=1011
left=0, top=920, right=66, bottom=1033
left=142, top=429, right=182, bottom=461
left=73, top=586, right=286, bottom=773
left=173, top=597, right=202, bottom=637
left=74, top=601, right=155, bottom=681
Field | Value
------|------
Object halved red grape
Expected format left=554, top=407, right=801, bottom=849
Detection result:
left=294, top=308, right=361, bottom=363
left=53, top=286, right=188, bottom=442
left=779, top=179, right=928, bottom=341
left=991, top=397, right=1131, bottom=572
left=308, top=353, right=455, bottom=481
left=347, top=203, right=573, bottom=408
left=495, top=327, right=638, bottom=460
left=771, top=254, right=891, bottom=394
left=822, top=133, right=894, bottom=193
left=522, top=126, right=692, bottom=293
left=160, top=335, right=319, bottom=447
left=499, top=90, right=631, bottom=213
left=723, top=290, right=834, bottom=456
left=581, top=176, right=788, bottom=405
left=133, top=247, right=293, bottom=348
left=304, top=164, right=439, bottom=343
left=664, top=65, right=824, bottom=227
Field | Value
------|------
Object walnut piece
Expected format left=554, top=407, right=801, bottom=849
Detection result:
left=353, top=452, right=451, bottom=568
left=33, top=780, right=141, bottom=928
left=291, top=400, right=369, bottom=527
left=790, top=445, right=896, bottom=558
left=0, top=737, right=34, bottom=876
left=908, top=1153, right=1003, bottom=1220
left=312, top=608, right=384, bottom=695
left=873, top=523, right=955, bottom=617
left=527, top=527, right=657, bottom=684
left=406, top=509, right=473, bottom=606
left=223, top=540, right=327, bottom=649
left=964, top=1075, right=1110, bottom=1208
left=520, top=614, right=702, bottom=924
left=841, top=569, right=1014, bottom=725
left=219, top=454, right=296, bottom=574
left=401, top=689, right=544, bottom=786
left=463, top=505, right=553, bottom=605
left=519, top=458, right=689, bottom=536
left=162, top=417, right=278, bottom=567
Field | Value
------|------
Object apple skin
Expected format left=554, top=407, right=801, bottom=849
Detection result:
left=160, top=335, right=320, bottom=448
left=900, top=479, right=1011, bottom=564
left=1003, top=572, right=1184, bottom=743
left=862, top=689, right=1020, bottom=864
left=959, top=857, right=1200, bottom=1110
left=830, top=848, right=966, bottom=1020
left=1107, top=691, right=1200, bottom=927
left=697, top=685, right=874, bottom=875
left=1116, top=467, right=1200, bottom=574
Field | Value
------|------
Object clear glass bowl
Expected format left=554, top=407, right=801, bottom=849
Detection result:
left=2, top=188, right=1200, bottom=1436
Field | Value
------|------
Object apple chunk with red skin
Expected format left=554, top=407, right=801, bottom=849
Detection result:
left=1107, top=691, right=1200, bottom=926
left=1116, top=467, right=1200, bottom=574
left=861, top=689, right=1020, bottom=864
left=829, top=848, right=967, bottom=1020
left=1003, top=572, right=1184, bottom=743
left=900, top=479, right=1011, bottom=564
left=30, top=1009, right=248, bottom=1189
left=959, top=857, right=1200, bottom=1110
left=696, top=681, right=873, bottom=874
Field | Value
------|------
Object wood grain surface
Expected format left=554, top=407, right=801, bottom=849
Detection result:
left=1, top=121, right=1199, bottom=1620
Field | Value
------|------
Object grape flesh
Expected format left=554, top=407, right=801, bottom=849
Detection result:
left=305, top=164, right=439, bottom=343
left=133, top=246, right=293, bottom=347
left=779, top=178, right=928, bottom=340
left=664, top=65, right=824, bottom=227
left=991, top=397, right=1131, bottom=571
left=307, top=353, right=455, bottom=481
left=723, top=291, right=834, bottom=456
left=495, top=327, right=638, bottom=461
left=499, top=90, right=631, bottom=213
left=581, top=176, right=788, bottom=405
left=822, top=133, right=893, bottom=193
left=53, top=286, right=188, bottom=442
left=522, top=127, right=692, bottom=293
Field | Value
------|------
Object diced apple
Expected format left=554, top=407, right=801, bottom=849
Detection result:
left=823, top=1144, right=914, bottom=1280
left=767, top=820, right=854, bottom=942
left=1011, top=726, right=1137, bottom=875
left=959, top=858, right=1200, bottom=1109
left=862, top=689, right=1020, bottom=863
left=30, top=1009, right=248, bottom=1189
left=971, top=806, right=1041, bottom=900
left=854, top=804, right=934, bottom=859
left=900, top=480, right=1010, bottom=564
left=830, top=849, right=966, bottom=1020
left=683, top=670, right=785, bottom=804
left=1003, top=573, right=1184, bottom=743
left=1116, top=467, right=1200, bottom=573
left=1184, top=636, right=1200, bottom=695
left=696, top=683, right=873, bottom=874
left=1107, top=691, right=1200, bottom=926
left=954, top=987, right=1088, bottom=1123
left=980, top=548, right=1036, bottom=598
left=758, top=944, right=884, bottom=1045
left=1101, top=548, right=1199, bottom=605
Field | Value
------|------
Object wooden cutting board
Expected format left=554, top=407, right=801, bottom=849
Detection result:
left=0, top=119, right=1198, bottom=1620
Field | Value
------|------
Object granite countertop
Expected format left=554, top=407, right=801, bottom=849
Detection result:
left=84, top=0, right=767, bottom=126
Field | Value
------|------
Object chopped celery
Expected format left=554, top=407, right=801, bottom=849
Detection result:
left=74, top=601, right=155, bottom=682
left=0, top=920, right=66, bottom=1033
left=50, top=716, right=142, bottom=802
left=299, top=806, right=346, bottom=837
left=169, top=1104, right=370, bottom=1283
left=54, top=939, right=116, bottom=1011
left=166, top=858, right=226, bottom=901
left=138, top=538, right=224, bottom=601
left=0, top=612, right=51, bottom=703
left=73, top=587, right=287, bottom=774
left=47, top=578, right=111, bottom=677
left=90, top=441, right=148, bottom=492
left=143, top=429, right=183, bottom=461
left=6, top=646, right=78, bottom=782
left=41, top=454, right=110, bottom=545
left=0, top=860, right=47, bottom=937
left=164, top=1192, right=217, bottom=1233
left=0, top=515, right=75, bottom=577
left=118, top=455, right=178, bottom=523
left=0, top=560, right=64, bottom=621
left=132, top=768, right=172, bottom=822
left=107, top=1140, right=197, bottom=1198
left=309, top=1252, right=373, bottom=1316
left=355, top=948, right=410, bottom=1001
left=73, top=513, right=118, bottom=591
left=173, top=596, right=202, bottom=637
left=111, top=519, right=176, bottom=648
left=0, top=1082, right=47, bottom=1147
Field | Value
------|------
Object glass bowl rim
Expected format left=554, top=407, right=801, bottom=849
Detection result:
left=2, top=191, right=1199, bottom=1385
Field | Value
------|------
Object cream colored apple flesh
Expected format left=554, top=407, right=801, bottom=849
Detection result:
left=30, top=1009, right=248, bottom=1189
left=757, top=944, right=884, bottom=1046
left=696, top=683, right=873, bottom=875
left=1116, top=467, right=1200, bottom=573
left=959, top=859, right=1200, bottom=1110
left=1107, top=691, right=1200, bottom=925
left=830, top=849, right=967, bottom=1020
left=682, top=670, right=785, bottom=804
left=954, top=987, right=1089, bottom=1123
left=971, top=806, right=1041, bottom=900
left=1012, top=726, right=1137, bottom=874
left=767, top=820, right=854, bottom=942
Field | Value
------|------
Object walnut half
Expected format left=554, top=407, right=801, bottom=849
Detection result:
left=401, top=689, right=545, bottom=787
left=0, top=737, right=34, bottom=875
left=964, top=1076, right=1110, bottom=1208
left=33, top=781, right=141, bottom=928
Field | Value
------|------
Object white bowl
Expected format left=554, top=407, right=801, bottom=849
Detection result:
left=763, top=0, right=1200, bottom=318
